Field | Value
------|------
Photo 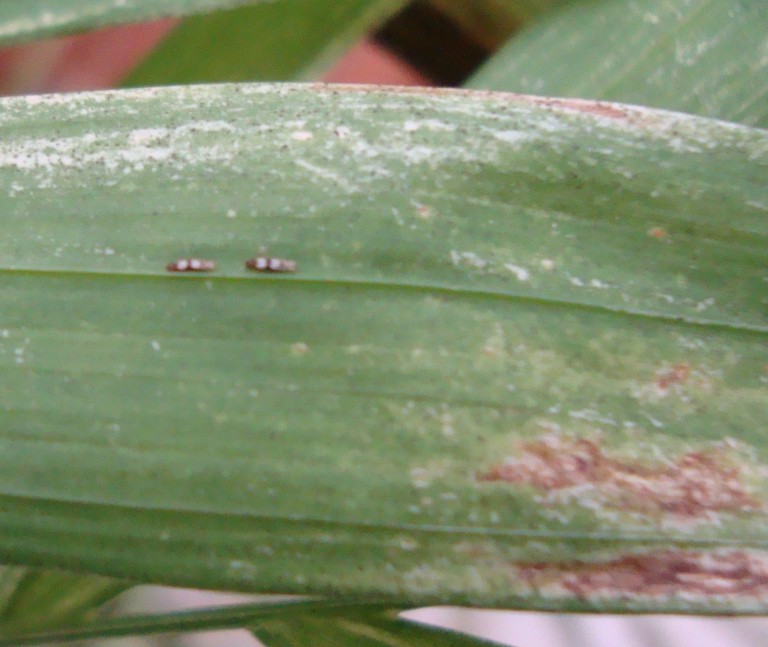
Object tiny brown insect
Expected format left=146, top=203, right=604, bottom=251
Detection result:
left=166, top=258, right=216, bottom=272
left=245, top=257, right=297, bottom=273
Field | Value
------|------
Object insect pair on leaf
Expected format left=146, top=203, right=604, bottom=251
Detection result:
left=166, top=257, right=297, bottom=273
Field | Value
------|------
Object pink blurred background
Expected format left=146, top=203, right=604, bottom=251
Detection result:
left=0, top=18, right=430, bottom=95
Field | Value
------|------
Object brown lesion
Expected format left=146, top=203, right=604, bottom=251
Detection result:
left=656, top=363, right=690, bottom=391
left=516, top=550, right=768, bottom=600
left=478, top=434, right=760, bottom=518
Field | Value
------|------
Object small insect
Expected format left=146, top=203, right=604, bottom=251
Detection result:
left=245, top=257, right=297, bottom=273
left=166, top=258, right=216, bottom=272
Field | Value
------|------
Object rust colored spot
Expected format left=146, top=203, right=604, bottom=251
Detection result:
left=648, top=226, right=668, bottom=239
left=478, top=435, right=758, bottom=518
left=516, top=550, right=768, bottom=600
left=415, top=204, right=433, bottom=219
left=657, top=363, right=690, bottom=390
left=525, top=97, right=632, bottom=121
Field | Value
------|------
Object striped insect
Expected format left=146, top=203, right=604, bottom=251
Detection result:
left=166, top=258, right=216, bottom=272
left=245, top=257, right=297, bottom=273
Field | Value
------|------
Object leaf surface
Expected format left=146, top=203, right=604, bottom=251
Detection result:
left=0, top=83, right=765, bottom=615
left=252, top=604, right=504, bottom=646
left=427, top=0, right=561, bottom=49
left=0, top=600, right=501, bottom=646
left=125, top=0, right=405, bottom=86
left=0, top=0, right=266, bottom=45
left=469, top=0, right=768, bottom=127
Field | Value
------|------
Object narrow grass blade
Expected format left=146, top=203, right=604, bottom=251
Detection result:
left=252, top=605, right=505, bottom=647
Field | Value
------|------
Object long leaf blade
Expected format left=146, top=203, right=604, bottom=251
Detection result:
left=124, top=0, right=405, bottom=87
left=0, top=84, right=765, bottom=614
left=0, top=0, right=267, bottom=46
left=252, top=605, right=505, bottom=646
left=468, top=0, right=768, bottom=127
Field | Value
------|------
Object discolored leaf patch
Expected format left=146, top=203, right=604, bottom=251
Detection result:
left=478, top=434, right=761, bottom=519
left=516, top=550, right=768, bottom=602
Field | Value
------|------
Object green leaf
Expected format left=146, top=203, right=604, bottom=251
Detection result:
left=0, top=0, right=268, bottom=46
left=468, top=0, right=768, bottom=128
left=0, top=598, right=316, bottom=646
left=0, top=83, right=766, bottom=616
left=252, top=604, right=504, bottom=646
left=125, top=0, right=406, bottom=87
left=427, top=0, right=561, bottom=49
left=0, top=600, right=501, bottom=646
left=0, top=567, right=124, bottom=635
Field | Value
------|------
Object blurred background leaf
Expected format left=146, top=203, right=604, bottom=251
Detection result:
left=468, top=0, right=768, bottom=127
left=125, top=0, right=407, bottom=86
left=0, top=0, right=267, bottom=46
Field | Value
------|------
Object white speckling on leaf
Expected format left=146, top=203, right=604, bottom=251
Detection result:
left=403, top=119, right=456, bottom=132
left=568, top=408, right=618, bottom=426
left=695, top=297, right=716, bottom=312
left=450, top=250, right=488, bottom=270
left=504, top=263, right=530, bottom=281
left=642, top=413, right=665, bottom=429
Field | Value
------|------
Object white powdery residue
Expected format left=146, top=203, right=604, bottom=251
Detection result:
left=539, top=258, right=555, bottom=271
left=127, top=127, right=169, bottom=146
left=291, top=131, right=313, bottom=141
left=181, top=120, right=235, bottom=134
left=404, top=119, right=457, bottom=132
left=567, top=274, right=585, bottom=287
left=642, top=413, right=665, bottom=429
left=504, top=263, right=530, bottom=281
left=667, top=136, right=704, bottom=154
left=0, top=119, right=238, bottom=177
left=450, top=250, right=488, bottom=270
left=589, top=278, right=611, bottom=289
left=350, top=140, right=381, bottom=160
left=493, top=130, right=534, bottom=146
left=568, top=409, right=618, bottom=426
left=294, top=159, right=356, bottom=193
left=402, top=145, right=437, bottom=165
left=678, top=336, right=705, bottom=350
left=150, top=340, right=161, bottom=352
left=695, top=297, right=716, bottom=312
left=747, top=200, right=768, bottom=212
left=539, top=115, right=571, bottom=134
